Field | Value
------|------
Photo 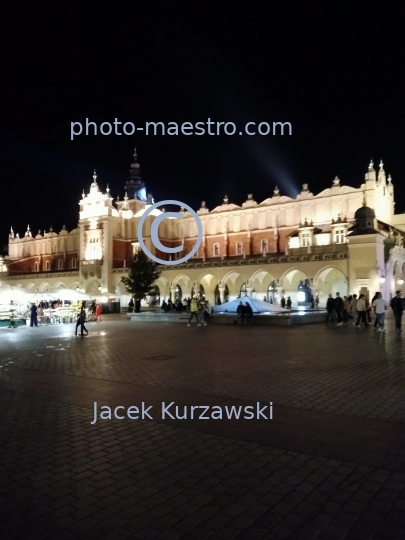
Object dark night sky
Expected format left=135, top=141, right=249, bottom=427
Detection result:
left=1, top=1, right=404, bottom=248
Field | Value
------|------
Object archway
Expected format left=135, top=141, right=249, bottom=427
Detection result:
left=196, top=273, right=217, bottom=305
left=221, top=270, right=243, bottom=301
left=267, top=280, right=276, bottom=303
left=191, top=284, right=205, bottom=298
left=280, top=269, right=310, bottom=308
left=175, top=284, right=182, bottom=301
left=250, top=269, right=277, bottom=302
left=314, top=266, right=348, bottom=302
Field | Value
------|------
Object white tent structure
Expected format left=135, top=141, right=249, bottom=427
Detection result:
left=211, top=296, right=289, bottom=314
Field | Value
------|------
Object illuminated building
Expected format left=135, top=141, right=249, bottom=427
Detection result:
left=2, top=152, right=405, bottom=308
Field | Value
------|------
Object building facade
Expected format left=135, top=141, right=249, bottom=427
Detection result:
left=2, top=150, right=405, bottom=308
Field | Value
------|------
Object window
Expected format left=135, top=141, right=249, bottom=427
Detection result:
left=34, top=262, right=39, bottom=272
left=236, top=242, right=243, bottom=255
left=71, top=258, right=77, bottom=268
left=301, top=233, right=311, bottom=247
left=213, top=243, right=220, bottom=256
left=58, top=259, right=63, bottom=269
left=45, top=261, right=50, bottom=270
left=334, top=229, right=345, bottom=244
left=261, top=239, right=268, bottom=253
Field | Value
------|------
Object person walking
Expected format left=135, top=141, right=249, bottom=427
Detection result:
left=349, top=294, right=358, bottom=319
left=371, top=292, right=379, bottom=329
left=30, top=302, right=38, bottom=327
left=334, top=292, right=344, bottom=326
left=343, top=296, right=350, bottom=324
left=372, top=293, right=388, bottom=332
left=187, top=297, right=199, bottom=326
left=75, top=304, right=88, bottom=336
left=198, top=296, right=208, bottom=326
left=354, top=294, right=369, bottom=328
left=390, top=290, right=405, bottom=332
left=95, top=303, right=102, bottom=322
left=326, top=294, right=334, bottom=324
left=365, top=296, right=372, bottom=324
left=281, top=296, right=286, bottom=308
left=286, top=297, right=292, bottom=309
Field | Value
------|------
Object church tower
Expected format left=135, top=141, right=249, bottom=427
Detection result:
left=125, top=147, right=147, bottom=201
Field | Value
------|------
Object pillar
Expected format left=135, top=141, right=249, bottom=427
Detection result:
left=219, top=286, right=225, bottom=303
left=170, top=288, right=176, bottom=302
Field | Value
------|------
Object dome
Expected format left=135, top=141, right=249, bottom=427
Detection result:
left=354, top=205, right=375, bottom=220
left=351, top=204, right=377, bottom=234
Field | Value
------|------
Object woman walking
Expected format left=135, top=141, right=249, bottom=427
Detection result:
left=95, top=303, right=102, bottom=322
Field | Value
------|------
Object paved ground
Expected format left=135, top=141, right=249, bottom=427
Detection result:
left=1, top=314, right=405, bottom=539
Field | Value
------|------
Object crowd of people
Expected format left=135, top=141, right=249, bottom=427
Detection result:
left=325, top=290, right=405, bottom=332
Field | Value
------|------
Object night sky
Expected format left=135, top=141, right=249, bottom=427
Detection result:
left=1, top=1, right=404, bottom=248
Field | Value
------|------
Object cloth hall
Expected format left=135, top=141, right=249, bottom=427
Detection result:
left=2, top=150, right=405, bottom=308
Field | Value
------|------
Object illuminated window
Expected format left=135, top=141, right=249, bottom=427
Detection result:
left=261, top=239, right=268, bottom=252
left=335, top=229, right=345, bottom=244
left=213, top=243, right=220, bottom=256
left=236, top=242, right=243, bottom=255
left=45, top=261, right=50, bottom=270
left=301, top=233, right=311, bottom=247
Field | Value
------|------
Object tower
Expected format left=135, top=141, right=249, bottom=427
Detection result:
left=125, top=147, right=147, bottom=201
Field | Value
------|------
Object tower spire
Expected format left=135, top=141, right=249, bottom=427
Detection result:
left=125, top=146, right=146, bottom=200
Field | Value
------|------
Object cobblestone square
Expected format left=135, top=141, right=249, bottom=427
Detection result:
left=1, top=315, right=405, bottom=539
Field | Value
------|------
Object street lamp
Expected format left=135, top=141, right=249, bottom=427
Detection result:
left=398, top=278, right=404, bottom=285
left=98, top=285, right=102, bottom=292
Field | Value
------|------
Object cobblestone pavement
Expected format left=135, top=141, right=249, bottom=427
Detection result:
left=1, top=315, right=405, bottom=539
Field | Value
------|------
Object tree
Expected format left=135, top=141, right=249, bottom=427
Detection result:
left=121, top=250, right=161, bottom=313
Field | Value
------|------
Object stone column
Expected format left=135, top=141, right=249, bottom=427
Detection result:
left=170, top=288, right=176, bottom=302
left=218, top=286, right=225, bottom=303
left=246, top=286, right=253, bottom=297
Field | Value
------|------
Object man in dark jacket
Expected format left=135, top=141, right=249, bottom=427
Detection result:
left=243, top=302, right=253, bottom=324
left=30, top=303, right=38, bottom=327
left=326, top=294, right=335, bottom=324
left=235, top=301, right=244, bottom=324
left=334, top=292, right=344, bottom=326
left=75, top=304, right=88, bottom=336
left=391, top=290, right=405, bottom=332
